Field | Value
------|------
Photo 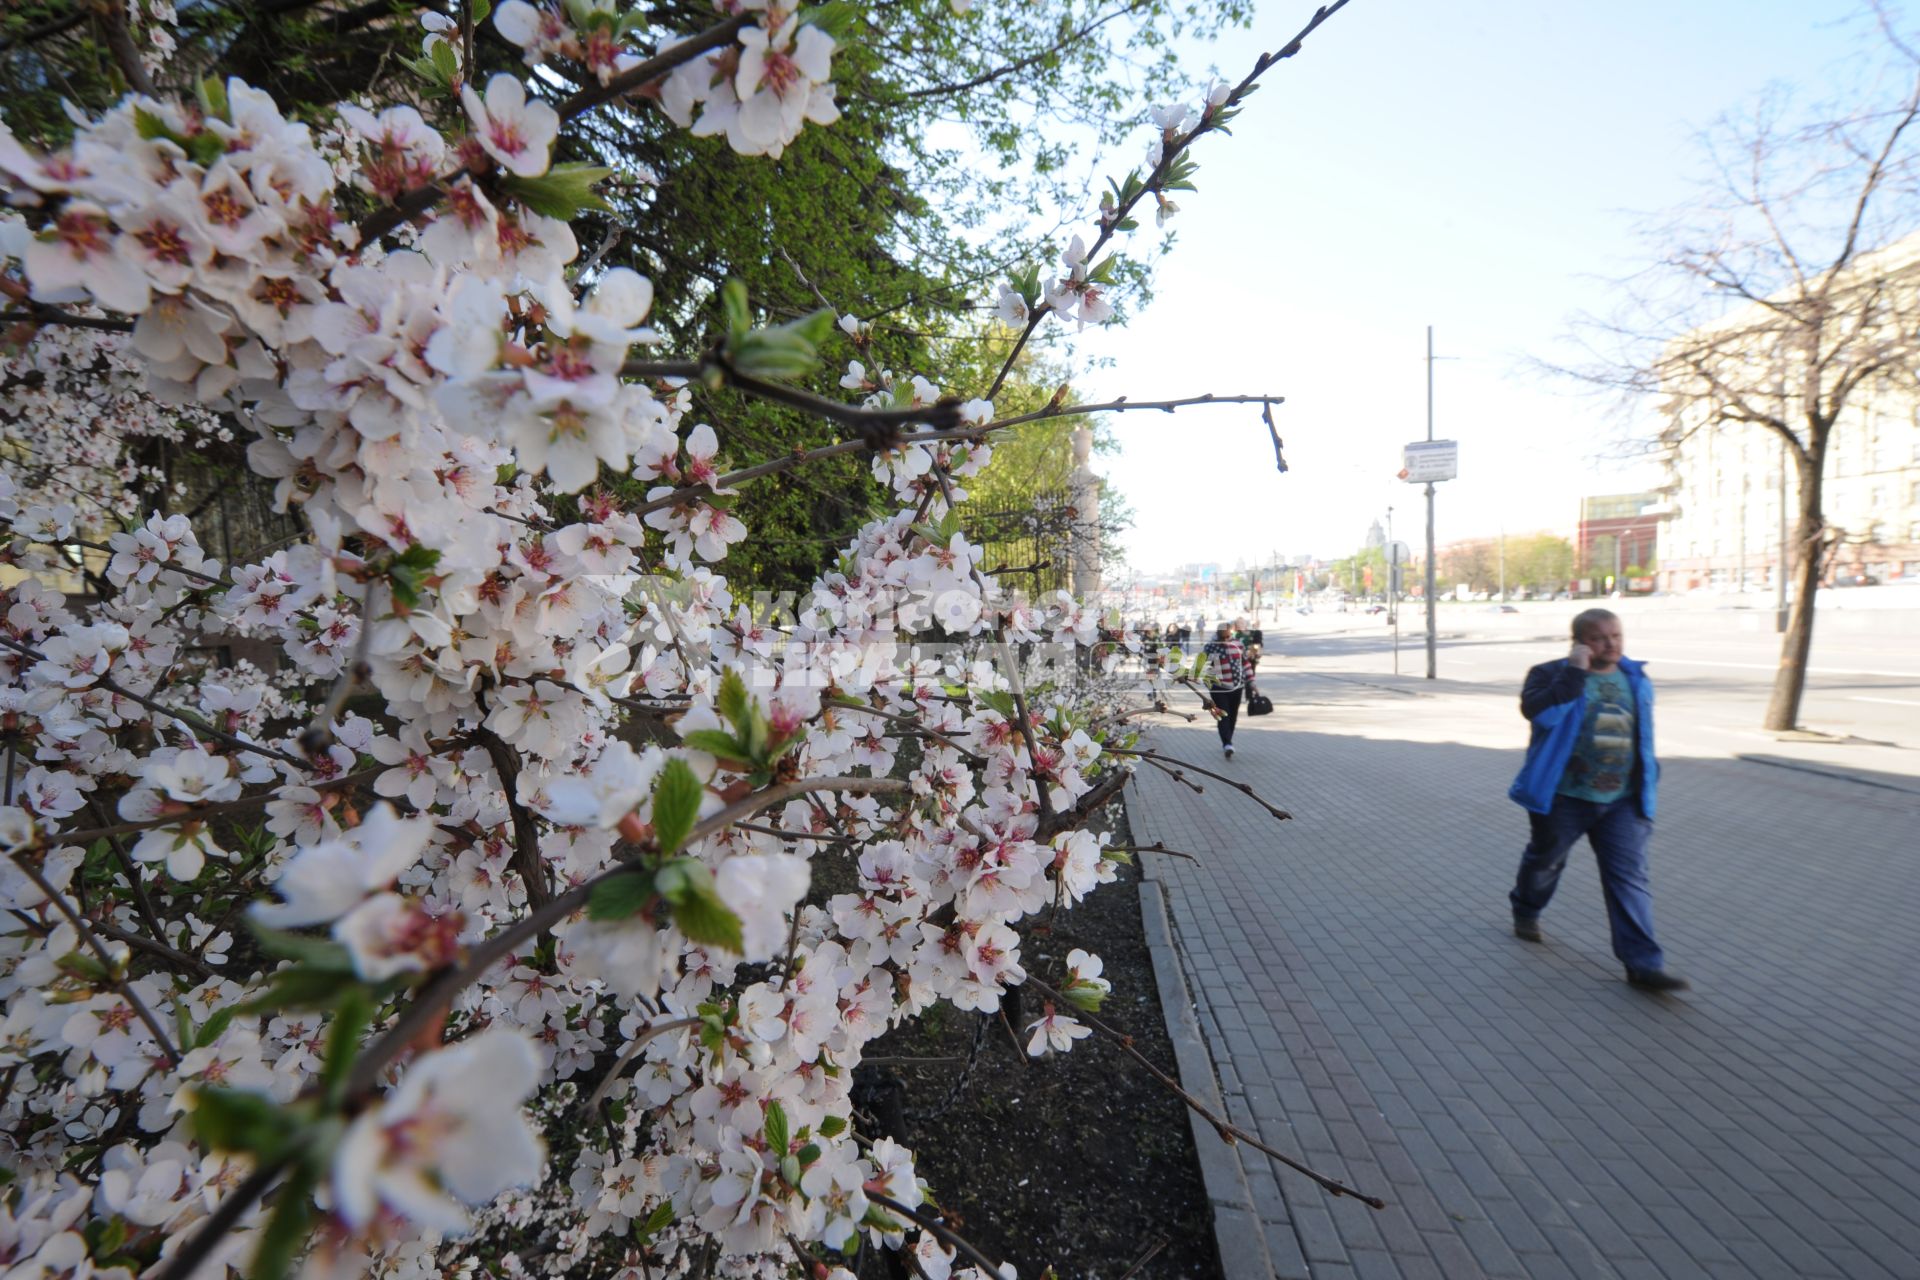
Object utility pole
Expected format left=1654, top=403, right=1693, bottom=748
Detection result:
left=1424, top=326, right=1438, bottom=679
left=1498, top=526, right=1507, bottom=601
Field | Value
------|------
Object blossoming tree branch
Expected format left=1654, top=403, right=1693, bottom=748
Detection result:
left=0, top=1, right=1368, bottom=1277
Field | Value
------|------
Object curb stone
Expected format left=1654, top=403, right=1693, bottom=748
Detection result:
left=1138, top=869, right=1273, bottom=1278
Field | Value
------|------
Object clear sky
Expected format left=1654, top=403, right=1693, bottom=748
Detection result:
left=1065, top=0, right=1877, bottom=572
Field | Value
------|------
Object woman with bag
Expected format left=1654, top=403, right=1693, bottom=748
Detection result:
left=1202, top=623, right=1250, bottom=757
left=1245, top=642, right=1274, bottom=718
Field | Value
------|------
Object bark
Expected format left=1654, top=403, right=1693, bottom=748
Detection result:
left=1763, top=437, right=1828, bottom=731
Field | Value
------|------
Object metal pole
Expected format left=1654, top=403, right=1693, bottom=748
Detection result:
left=1425, top=325, right=1437, bottom=679
left=1425, top=484, right=1437, bottom=677
left=1498, top=527, right=1507, bottom=601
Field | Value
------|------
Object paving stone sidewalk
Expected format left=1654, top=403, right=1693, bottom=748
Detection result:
left=1131, top=671, right=1920, bottom=1280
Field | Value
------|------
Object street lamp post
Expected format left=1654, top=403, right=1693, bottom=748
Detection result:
left=1424, top=326, right=1438, bottom=679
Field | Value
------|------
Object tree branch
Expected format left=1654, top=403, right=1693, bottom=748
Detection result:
left=1023, top=975, right=1385, bottom=1209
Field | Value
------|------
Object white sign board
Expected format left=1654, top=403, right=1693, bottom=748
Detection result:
left=1402, top=440, right=1459, bottom=483
left=1386, top=540, right=1412, bottom=564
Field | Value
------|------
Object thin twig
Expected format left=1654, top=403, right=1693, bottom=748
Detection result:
left=1109, top=748, right=1292, bottom=822
left=8, top=854, right=179, bottom=1065
left=1024, top=976, right=1384, bottom=1209
left=44, top=762, right=392, bottom=847
left=867, top=1193, right=1006, bottom=1277
left=982, top=0, right=1353, bottom=399
left=580, top=1016, right=702, bottom=1112
left=473, top=725, right=553, bottom=909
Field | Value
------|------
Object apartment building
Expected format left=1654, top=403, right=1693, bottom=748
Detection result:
left=1654, top=232, right=1920, bottom=594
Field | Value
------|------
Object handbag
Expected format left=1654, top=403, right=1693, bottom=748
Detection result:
left=1247, top=687, right=1274, bottom=716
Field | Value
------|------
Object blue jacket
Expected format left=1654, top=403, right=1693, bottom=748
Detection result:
left=1507, top=657, right=1659, bottom=819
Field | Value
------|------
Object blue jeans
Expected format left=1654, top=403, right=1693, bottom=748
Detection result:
left=1510, top=794, right=1664, bottom=972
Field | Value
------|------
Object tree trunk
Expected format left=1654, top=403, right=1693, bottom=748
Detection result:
left=1763, top=450, right=1826, bottom=731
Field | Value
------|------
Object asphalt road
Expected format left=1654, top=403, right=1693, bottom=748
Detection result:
left=1254, top=602, right=1920, bottom=759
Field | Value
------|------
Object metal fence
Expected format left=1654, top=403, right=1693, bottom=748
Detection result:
left=959, top=491, right=1080, bottom=596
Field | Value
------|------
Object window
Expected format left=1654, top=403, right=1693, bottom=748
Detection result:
left=1910, top=480, right=1920, bottom=506
left=1871, top=485, right=1890, bottom=509
left=1869, top=522, right=1888, bottom=544
left=1910, top=522, right=1920, bottom=543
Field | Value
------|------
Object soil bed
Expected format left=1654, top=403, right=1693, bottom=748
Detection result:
left=862, top=800, right=1220, bottom=1280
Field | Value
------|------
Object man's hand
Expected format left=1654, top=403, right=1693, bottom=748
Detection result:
left=1569, top=642, right=1593, bottom=671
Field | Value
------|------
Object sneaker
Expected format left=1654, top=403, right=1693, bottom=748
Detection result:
left=1224, top=744, right=1235, bottom=759
left=1626, top=969, right=1690, bottom=993
left=1512, top=916, right=1543, bottom=943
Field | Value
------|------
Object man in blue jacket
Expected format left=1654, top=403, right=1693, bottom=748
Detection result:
left=1507, top=609, right=1688, bottom=992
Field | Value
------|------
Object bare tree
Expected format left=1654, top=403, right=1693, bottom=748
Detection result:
left=1576, top=9, right=1920, bottom=731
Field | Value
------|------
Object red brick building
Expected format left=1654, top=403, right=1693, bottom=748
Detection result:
left=1577, top=493, right=1660, bottom=585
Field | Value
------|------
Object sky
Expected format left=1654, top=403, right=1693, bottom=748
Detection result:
left=1058, top=0, right=1881, bottom=572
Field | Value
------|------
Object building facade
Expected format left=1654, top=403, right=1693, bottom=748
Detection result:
left=1577, top=493, right=1661, bottom=585
left=1656, top=395, right=1920, bottom=593
left=1652, top=226, right=1920, bottom=594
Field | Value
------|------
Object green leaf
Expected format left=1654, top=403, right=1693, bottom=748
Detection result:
left=742, top=706, right=768, bottom=761
left=192, top=1087, right=298, bottom=1159
left=650, top=758, right=703, bottom=856
left=716, top=668, right=750, bottom=730
left=133, top=106, right=174, bottom=142
left=797, top=1142, right=821, bottom=1166
left=84, top=1214, right=127, bottom=1259
left=634, top=1199, right=675, bottom=1243
left=471, top=0, right=493, bottom=24
left=319, top=989, right=372, bottom=1099
left=196, top=76, right=231, bottom=123
left=249, top=1158, right=317, bottom=1280
left=680, top=729, right=750, bottom=761
left=764, top=1099, right=790, bottom=1155
left=248, top=923, right=356, bottom=972
left=670, top=885, right=744, bottom=953
left=729, top=308, right=837, bottom=380
left=239, top=966, right=363, bottom=1014
left=721, top=278, right=752, bottom=338
left=431, top=38, right=459, bottom=80
left=55, top=951, right=111, bottom=984
left=499, top=163, right=614, bottom=220
left=588, top=870, right=656, bottom=922
left=818, top=1114, right=847, bottom=1138
left=804, top=1, right=862, bottom=40
left=699, top=1011, right=726, bottom=1056
left=194, top=1006, right=238, bottom=1049
left=975, top=689, right=1017, bottom=719
left=657, top=859, right=745, bottom=953
left=1061, top=983, right=1107, bottom=1013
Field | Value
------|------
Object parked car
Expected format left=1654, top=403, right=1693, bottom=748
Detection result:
left=1364, top=603, right=1387, bottom=615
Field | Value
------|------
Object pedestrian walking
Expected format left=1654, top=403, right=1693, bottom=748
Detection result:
left=1506, top=609, right=1688, bottom=992
left=1202, top=622, right=1248, bottom=758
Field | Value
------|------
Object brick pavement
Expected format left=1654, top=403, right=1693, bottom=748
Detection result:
left=1131, top=669, right=1920, bottom=1280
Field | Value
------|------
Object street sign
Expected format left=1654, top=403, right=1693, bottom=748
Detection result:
left=1386, top=540, right=1412, bottom=564
left=1402, top=440, right=1459, bottom=483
